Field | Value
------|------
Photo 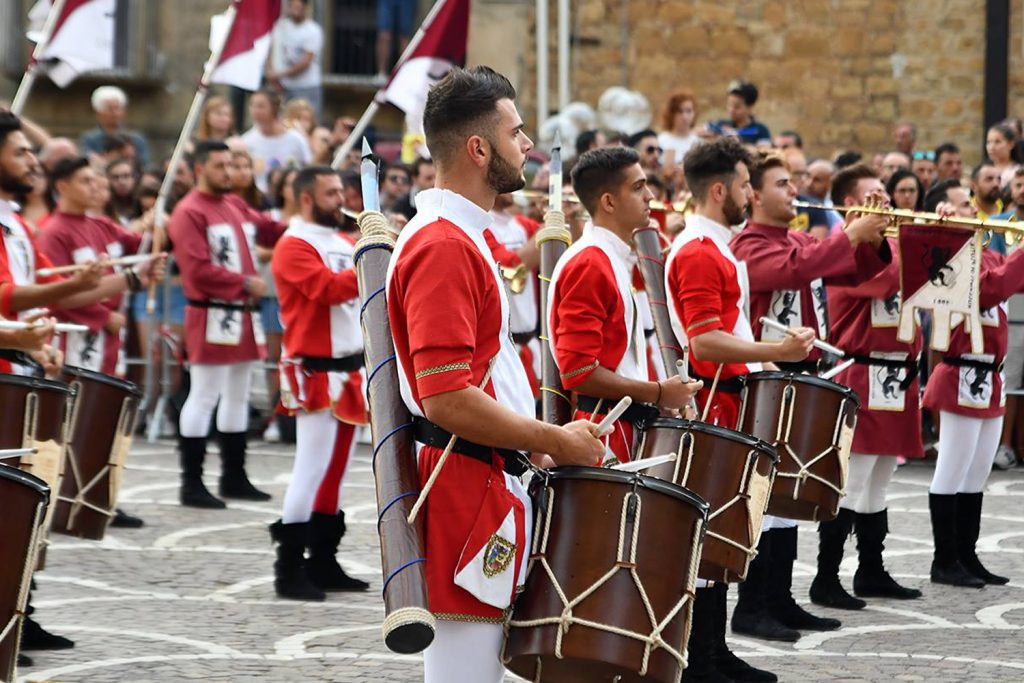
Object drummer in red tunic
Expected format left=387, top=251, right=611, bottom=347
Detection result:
left=549, top=147, right=701, bottom=463
left=169, top=140, right=285, bottom=509
left=729, top=155, right=890, bottom=644
left=809, top=164, right=924, bottom=611
left=269, top=166, right=369, bottom=601
left=665, top=137, right=814, bottom=683
left=385, top=66, right=602, bottom=683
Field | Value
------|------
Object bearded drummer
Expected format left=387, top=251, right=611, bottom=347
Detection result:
left=728, top=154, right=890, bottom=645
left=385, top=66, right=602, bottom=683
left=548, top=146, right=702, bottom=463
left=665, top=137, right=813, bottom=683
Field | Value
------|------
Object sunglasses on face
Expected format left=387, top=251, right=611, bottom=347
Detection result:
left=645, top=146, right=663, bottom=155
left=912, top=151, right=935, bottom=161
left=386, top=175, right=410, bottom=184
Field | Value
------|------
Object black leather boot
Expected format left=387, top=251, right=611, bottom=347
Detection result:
left=306, top=511, right=369, bottom=591
left=809, top=509, right=865, bottom=609
left=179, top=436, right=225, bottom=509
left=731, top=530, right=800, bottom=642
left=956, top=493, right=1009, bottom=585
left=712, top=583, right=777, bottom=682
left=929, top=493, right=985, bottom=588
left=218, top=431, right=271, bottom=501
left=769, top=526, right=841, bottom=631
left=110, top=508, right=145, bottom=528
left=20, top=616, right=74, bottom=650
left=853, top=510, right=922, bottom=599
left=682, top=587, right=732, bottom=682
left=269, top=519, right=325, bottom=601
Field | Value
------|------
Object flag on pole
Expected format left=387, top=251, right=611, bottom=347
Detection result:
left=27, top=0, right=116, bottom=87
left=378, top=0, right=470, bottom=156
left=210, top=0, right=282, bottom=91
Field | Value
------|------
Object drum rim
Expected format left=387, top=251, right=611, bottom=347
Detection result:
left=61, top=365, right=143, bottom=397
left=741, top=370, right=860, bottom=407
left=538, top=466, right=710, bottom=513
left=0, top=462, right=52, bottom=500
left=643, top=416, right=780, bottom=462
left=0, top=371, right=74, bottom=395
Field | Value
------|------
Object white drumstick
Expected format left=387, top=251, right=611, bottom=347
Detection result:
left=820, top=358, right=856, bottom=381
left=612, top=453, right=677, bottom=472
left=759, top=316, right=846, bottom=358
left=675, top=356, right=700, bottom=414
left=594, top=396, right=632, bottom=436
left=36, top=253, right=154, bottom=277
left=0, top=447, right=36, bottom=459
left=0, top=320, right=90, bottom=333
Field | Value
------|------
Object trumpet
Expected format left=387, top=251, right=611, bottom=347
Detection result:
left=514, top=190, right=692, bottom=214
left=501, top=263, right=528, bottom=294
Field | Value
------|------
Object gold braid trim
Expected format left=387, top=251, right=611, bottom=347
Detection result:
left=433, top=611, right=506, bottom=624
left=687, top=316, right=721, bottom=333
left=415, top=361, right=471, bottom=379
left=560, top=360, right=599, bottom=379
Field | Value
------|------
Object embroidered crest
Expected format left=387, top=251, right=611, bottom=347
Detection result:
left=482, top=533, right=516, bottom=578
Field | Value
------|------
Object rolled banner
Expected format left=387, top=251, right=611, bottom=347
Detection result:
left=633, top=224, right=684, bottom=372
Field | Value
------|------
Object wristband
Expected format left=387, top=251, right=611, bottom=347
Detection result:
left=654, top=381, right=663, bottom=406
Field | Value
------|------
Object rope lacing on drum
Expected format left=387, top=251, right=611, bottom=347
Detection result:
left=0, top=500, right=46, bottom=650
left=771, top=386, right=850, bottom=506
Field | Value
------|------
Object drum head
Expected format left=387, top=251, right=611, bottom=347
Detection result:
left=644, top=417, right=779, bottom=463
left=537, top=466, right=710, bottom=514
left=0, top=372, right=74, bottom=396
left=61, top=366, right=142, bottom=397
left=0, top=462, right=50, bottom=503
left=742, top=370, right=860, bottom=407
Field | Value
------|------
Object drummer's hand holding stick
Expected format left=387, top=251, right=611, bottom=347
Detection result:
left=132, top=252, right=169, bottom=289
left=759, top=318, right=838, bottom=358
left=29, top=344, right=63, bottom=379
left=0, top=310, right=55, bottom=353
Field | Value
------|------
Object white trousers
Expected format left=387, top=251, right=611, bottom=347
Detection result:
left=930, top=411, right=1004, bottom=495
left=179, top=362, right=255, bottom=437
left=281, top=410, right=356, bottom=523
left=840, top=453, right=897, bottom=513
left=423, top=620, right=505, bottom=683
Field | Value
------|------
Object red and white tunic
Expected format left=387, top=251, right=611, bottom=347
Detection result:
left=272, top=217, right=366, bottom=425
left=666, top=214, right=759, bottom=428
left=548, top=224, right=648, bottom=463
left=38, top=210, right=142, bottom=374
left=923, top=248, right=1024, bottom=419
left=386, top=188, right=533, bottom=622
left=168, top=190, right=284, bottom=365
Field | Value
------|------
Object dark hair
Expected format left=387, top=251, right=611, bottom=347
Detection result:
left=49, top=155, right=91, bottom=185
left=0, top=112, right=22, bottom=151
left=570, top=147, right=641, bottom=215
left=193, top=140, right=230, bottom=165
left=627, top=129, right=658, bottom=149
left=340, top=170, right=360, bottom=189
left=605, top=131, right=630, bottom=146
left=100, top=133, right=132, bottom=154
left=934, top=142, right=960, bottom=160
left=885, top=168, right=924, bottom=211
left=830, top=163, right=878, bottom=205
left=411, top=155, right=434, bottom=178
left=422, top=66, right=516, bottom=166
left=749, top=153, right=788, bottom=191
left=728, top=80, right=759, bottom=106
left=988, top=122, right=1023, bottom=163
left=778, top=130, right=803, bottom=148
left=833, top=150, right=863, bottom=169
left=292, top=165, right=339, bottom=201
left=971, top=161, right=997, bottom=181
left=106, top=156, right=135, bottom=175
left=682, top=137, right=753, bottom=202
left=252, top=88, right=283, bottom=115
left=575, top=129, right=600, bottom=156
left=923, top=178, right=962, bottom=212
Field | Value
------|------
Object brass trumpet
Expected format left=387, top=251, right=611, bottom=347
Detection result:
left=514, top=190, right=692, bottom=214
left=501, top=263, right=529, bottom=294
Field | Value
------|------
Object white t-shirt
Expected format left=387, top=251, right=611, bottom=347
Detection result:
left=658, top=131, right=699, bottom=167
left=271, top=18, right=323, bottom=90
left=241, top=127, right=313, bottom=193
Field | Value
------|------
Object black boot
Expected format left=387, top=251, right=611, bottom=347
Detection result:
left=682, top=587, right=732, bottom=682
left=20, top=616, right=74, bottom=650
left=929, top=493, right=985, bottom=587
left=731, top=531, right=800, bottom=642
left=18, top=652, right=32, bottom=667
left=179, top=436, right=225, bottom=508
left=956, top=493, right=1009, bottom=585
left=270, top=519, right=325, bottom=601
left=712, top=584, right=777, bottom=682
left=306, top=511, right=369, bottom=592
left=218, top=431, right=271, bottom=501
left=809, top=509, right=865, bottom=610
left=853, top=510, right=922, bottom=599
left=110, top=508, right=145, bottom=528
left=769, top=526, right=841, bottom=631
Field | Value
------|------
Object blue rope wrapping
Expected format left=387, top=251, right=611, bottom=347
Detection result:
left=368, top=354, right=397, bottom=387
left=360, top=286, right=386, bottom=317
left=382, top=557, right=427, bottom=597
left=377, top=490, right=418, bottom=529
left=354, top=242, right=394, bottom=264
left=372, top=421, right=413, bottom=466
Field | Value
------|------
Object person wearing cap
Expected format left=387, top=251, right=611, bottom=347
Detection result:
left=706, top=80, right=772, bottom=146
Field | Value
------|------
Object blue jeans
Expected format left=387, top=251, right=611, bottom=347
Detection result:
left=377, top=0, right=417, bottom=36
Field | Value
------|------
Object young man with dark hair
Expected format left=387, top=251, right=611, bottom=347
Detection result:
left=970, top=162, right=1003, bottom=218
left=707, top=80, right=771, bottom=145
left=386, top=65, right=602, bottom=683
left=548, top=147, right=701, bottom=462
left=934, top=142, right=963, bottom=181
left=924, top=178, right=971, bottom=214
left=269, top=165, right=369, bottom=601
left=731, top=155, right=893, bottom=641
left=170, top=139, right=286, bottom=509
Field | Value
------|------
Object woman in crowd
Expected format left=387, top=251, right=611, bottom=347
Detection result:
left=986, top=122, right=1022, bottom=188
left=886, top=168, right=924, bottom=211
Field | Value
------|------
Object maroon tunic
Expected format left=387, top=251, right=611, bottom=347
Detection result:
left=922, top=248, right=1024, bottom=419
left=828, top=239, right=924, bottom=457
left=168, top=190, right=284, bottom=364
left=38, top=211, right=143, bottom=374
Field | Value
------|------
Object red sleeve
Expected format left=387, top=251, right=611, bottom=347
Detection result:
left=670, top=245, right=726, bottom=337
left=736, top=230, right=880, bottom=291
left=834, top=257, right=900, bottom=300
left=395, top=232, right=492, bottom=399
left=979, top=248, right=1024, bottom=309
left=271, top=237, right=359, bottom=305
left=37, top=226, right=112, bottom=329
left=168, top=204, right=248, bottom=299
left=483, top=228, right=522, bottom=268
left=552, top=250, right=618, bottom=387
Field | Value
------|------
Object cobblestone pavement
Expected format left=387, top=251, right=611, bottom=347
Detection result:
left=16, top=439, right=1024, bottom=683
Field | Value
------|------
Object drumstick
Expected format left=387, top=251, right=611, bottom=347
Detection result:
left=37, top=253, right=153, bottom=277
left=612, top=453, right=677, bottom=472
left=675, top=355, right=701, bottom=415
left=594, top=396, right=632, bottom=436
left=758, top=317, right=846, bottom=358
left=0, top=447, right=36, bottom=459
left=0, top=320, right=90, bottom=333
left=820, top=358, right=856, bottom=381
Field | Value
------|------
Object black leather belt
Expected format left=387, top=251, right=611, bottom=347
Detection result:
left=511, top=331, right=535, bottom=345
left=691, top=372, right=744, bottom=395
left=576, top=394, right=659, bottom=425
left=412, top=417, right=529, bottom=476
left=942, top=356, right=1004, bottom=373
left=300, top=354, right=364, bottom=372
left=850, top=354, right=921, bottom=391
left=187, top=298, right=257, bottom=312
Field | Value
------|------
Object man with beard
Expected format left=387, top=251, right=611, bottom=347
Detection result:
left=105, top=157, right=138, bottom=226
left=169, top=140, right=285, bottom=509
left=386, top=66, right=603, bottom=683
left=268, top=166, right=370, bottom=600
left=665, top=137, right=814, bottom=683
left=729, top=157, right=891, bottom=645
left=548, top=147, right=701, bottom=462
left=971, top=162, right=1003, bottom=219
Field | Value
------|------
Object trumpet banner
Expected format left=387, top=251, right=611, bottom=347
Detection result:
left=897, top=223, right=983, bottom=353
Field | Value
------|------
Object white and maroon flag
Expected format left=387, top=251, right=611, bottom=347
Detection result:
left=210, top=0, right=281, bottom=91
left=27, top=0, right=115, bottom=87
left=897, top=224, right=984, bottom=353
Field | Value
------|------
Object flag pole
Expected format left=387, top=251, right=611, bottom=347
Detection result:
left=331, top=0, right=450, bottom=170
left=10, top=0, right=70, bottom=115
left=536, top=0, right=549, bottom=134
